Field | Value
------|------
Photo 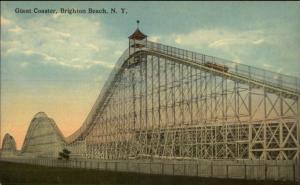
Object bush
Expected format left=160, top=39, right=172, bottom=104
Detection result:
left=58, top=148, right=71, bottom=161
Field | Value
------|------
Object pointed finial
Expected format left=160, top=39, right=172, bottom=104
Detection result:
left=137, top=20, right=140, bottom=29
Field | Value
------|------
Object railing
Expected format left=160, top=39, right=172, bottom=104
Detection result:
left=146, top=41, right=300, bottom=93
left=0, top=158, right=298, bottom=183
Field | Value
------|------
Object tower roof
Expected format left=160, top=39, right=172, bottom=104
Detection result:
left=128, top=20, right=147, bottom=40
left=128, top=28, right=147, bottom=40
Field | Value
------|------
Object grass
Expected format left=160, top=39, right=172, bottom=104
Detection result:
left=0, top=161, right=293, bottom=185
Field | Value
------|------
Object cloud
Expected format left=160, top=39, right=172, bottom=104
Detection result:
left=8, top=25, right=23, bottom=33
left=149, top=36, right=161, bottom=42
left=49, top=59, right=114, bottom=70
left=23, top=49, right=35, bottom=55
left=209, top=39, right=237, bottom=48
left=43, top=54, right=58, bottom=61
left=2, top=15, right=126, bottom=70
left=57, top=31, right=71, bottom=39
left=41, top=27, right=71, bottom=39
left=89, top=60, right=114, bottom=69
left=253, top=39, right=265, bottom=45
left=21, top=49, right=57, bottom=61
left=1, top=16, right=11, bottom=25
left=172, top=28, right=267, bottom=49
left=86, top=43, right=99, bottom=52
left=165, top=26, right=300, bottom=78
left=175, top=37, right=182, bottom=44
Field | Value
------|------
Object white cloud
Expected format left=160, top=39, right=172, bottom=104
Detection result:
left=71, top=58, right=80, bottom=62
left=89, top=60, right=114, bottom=69
left=86, top=43, right=99, bottom=52
left=149, top=36, right=161, bottom=42
left=175, top=37, right=181, bottom=44
left=3, top=15, right=126, bottom=70
left=22, top=49, right=57, bottom=62
left=253, top=39, right=265, bottom=45
left=1, top=16, right=11, bottom=25
left=23, top=49, right=35, bottom=55
left=209, top=39, right=237, bottom=48
left=57, top=31, right=71, bottom=39
left=42, top=27, right=71, bottom=39
left=49, top=59, right=114, bottom=70
left=172, top=28, right=267, bottom=49
left=164, top=27, right=300, bottom=79
left=43, top=54, right=57, bottom=61
left=8, top=25, right=23, bottom=33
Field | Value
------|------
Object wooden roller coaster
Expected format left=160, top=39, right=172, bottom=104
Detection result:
left=204, top=62, right=229, bottom=72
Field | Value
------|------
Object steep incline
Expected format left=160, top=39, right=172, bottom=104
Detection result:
left=1, top=133, right=17, bottom=158
left=21, top=112, right=66, bottom=158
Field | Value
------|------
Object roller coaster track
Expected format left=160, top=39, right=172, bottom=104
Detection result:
left=65, top=41, right=300, bottom=144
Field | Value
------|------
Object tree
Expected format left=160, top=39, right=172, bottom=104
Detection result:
left=58, top=148, right=71, bottom=160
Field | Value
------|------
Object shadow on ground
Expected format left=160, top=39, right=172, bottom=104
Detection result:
left=0, top=161, right=292, bottom=185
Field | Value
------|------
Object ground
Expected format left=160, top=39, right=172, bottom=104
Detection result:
left=0, top=161, right=292, bottom=185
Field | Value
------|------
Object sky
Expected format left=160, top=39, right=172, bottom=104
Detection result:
left=1, top=1, right=300, bottom=149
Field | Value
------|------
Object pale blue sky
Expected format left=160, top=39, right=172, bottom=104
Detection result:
left=1, top=1, right=300, bottom=147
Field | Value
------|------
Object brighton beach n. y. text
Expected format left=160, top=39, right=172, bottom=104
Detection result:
left=14, top=8, right=127, bottom=15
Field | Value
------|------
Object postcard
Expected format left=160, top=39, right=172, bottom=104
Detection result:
left=1, top=1, right=299, bottom=185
